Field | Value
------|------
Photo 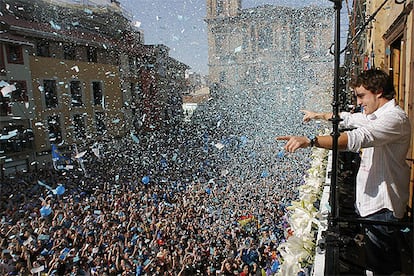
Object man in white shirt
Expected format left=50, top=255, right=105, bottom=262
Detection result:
left=277, top=69, right=411, bottom=275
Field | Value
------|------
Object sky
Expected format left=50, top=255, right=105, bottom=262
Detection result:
left=118, top=0, right=349, bottom=75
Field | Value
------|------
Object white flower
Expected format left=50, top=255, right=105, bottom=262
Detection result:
left=276, top=147, right=328, bottom=275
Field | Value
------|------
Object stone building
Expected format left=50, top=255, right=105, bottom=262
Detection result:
left=205, top=0, right=333, bottom=90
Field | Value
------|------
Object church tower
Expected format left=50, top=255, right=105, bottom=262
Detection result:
left=205, top=1, right=333, bottom=89
left=206, top=0, right=241, bottom=19
left=205, top=0, right=242, bottom=84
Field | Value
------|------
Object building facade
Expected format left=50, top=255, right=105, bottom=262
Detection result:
left=205, top=0, right=333, bottom=90
left=0, top=0, right=190, bottom=176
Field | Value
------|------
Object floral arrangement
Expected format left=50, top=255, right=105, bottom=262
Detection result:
left=276, top=147, right=329, bottom=276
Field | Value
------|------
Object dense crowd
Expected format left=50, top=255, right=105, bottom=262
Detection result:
left=1, top=87, right=321, bottom=275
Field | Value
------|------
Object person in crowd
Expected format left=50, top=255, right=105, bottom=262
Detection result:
left=239, top=263, right=251, bottom=276
left=277, top=68, right=411, bottom=275
left=1, top=80, right=319, bottom=275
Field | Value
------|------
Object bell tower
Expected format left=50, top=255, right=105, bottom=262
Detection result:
left=205, top=0, right=242, bottom=85
left=206, top=0, right=241, bottom=19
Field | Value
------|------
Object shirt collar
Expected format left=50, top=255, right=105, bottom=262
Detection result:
left=367, top=99, right=395, bottom=120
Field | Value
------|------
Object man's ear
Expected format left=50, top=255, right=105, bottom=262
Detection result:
left=376, top=90, right=383, bottom=98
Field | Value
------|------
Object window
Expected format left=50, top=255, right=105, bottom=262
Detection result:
left=37, top=40, right=50, bottom=57
left=242, top=25, right=249, bottom=51
left=6, top=44, right=23, bottom=64
left=136, top=83, right=143, bottom=95
left=95, top=112, right=106, bottom=135
left=273, top=29, right=279, bottom=51
left=258, top=27, right=272, bottom=50
left=130, top=82, right=135, bottom=97
left=250, top=25, right=257, bottom=52
left=47, top=115, right=62, bottom=144
left=247, top=66, right=256, bottom=83
left=0, top=44, right=5, bottom=74
left=304, top=30, right=316, bottom=54
left=260, top=66, right=269, bottom=82
left=87, top=46, right=97, bottom=62
left=43, top=79, right=58, bottom=108
left=215, top=34, right=224, bottom=55
left=92, top=81, right=103, bottom=106
left=388, top=37, right=402, bottom=105
left=73, top=114, right=86, bottom=139
left=280, top=27, right=288, bottom=52
left=0, top=96, right=10, bottom=116
left=129, top=56, right=136, bottom=71
left=63, top=44, right=76, bottom=60
left=219, top=71, right=226, bottom=83
left=70, top=80, right=83, bottom=107
left=136, top=32, right=142, bottom=43
left=216, top=0, right=224, bottom=15
left=10, top=80, right=28, bottom=102
left=132, top=82, right=143, bottom=96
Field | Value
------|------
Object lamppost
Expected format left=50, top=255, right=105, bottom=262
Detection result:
left=324, top=1, right=343, bottom=274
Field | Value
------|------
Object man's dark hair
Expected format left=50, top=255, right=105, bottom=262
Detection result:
left=350, top=69, right=395, bottom=100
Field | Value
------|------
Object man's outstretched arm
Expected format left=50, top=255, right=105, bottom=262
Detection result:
left=276, top=133, right=348, bottom=153
left=301, top=110, right=333, bottom=123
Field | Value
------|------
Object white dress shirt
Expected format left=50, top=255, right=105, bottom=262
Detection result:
left=340, top=99, right=411, bottom=218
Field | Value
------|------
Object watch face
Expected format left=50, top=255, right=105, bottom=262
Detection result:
left=308, top=136, right=316, bottom=147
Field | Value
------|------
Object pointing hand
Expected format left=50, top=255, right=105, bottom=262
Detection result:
left=300, top=110, right=317, bottom=123
left=276, top=136, right=310, bottom=153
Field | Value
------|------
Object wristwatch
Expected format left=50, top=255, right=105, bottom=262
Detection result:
left=308, top=135, right=318, bottom=147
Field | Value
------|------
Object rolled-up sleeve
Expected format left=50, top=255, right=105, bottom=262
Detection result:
left=344, top=111, right=410, bottom=152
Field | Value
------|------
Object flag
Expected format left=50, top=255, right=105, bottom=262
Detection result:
left=238, top=214, right=254, bottom=227
left=52, top=144, right=64, bottom=162
left=51, top=144, right=71, bottom=171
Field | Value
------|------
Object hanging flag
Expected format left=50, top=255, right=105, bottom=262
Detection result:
left=51, top=144, right=72, bottom=171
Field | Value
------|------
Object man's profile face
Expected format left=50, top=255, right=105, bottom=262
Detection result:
left=354, top=85, right=382, bottom=115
